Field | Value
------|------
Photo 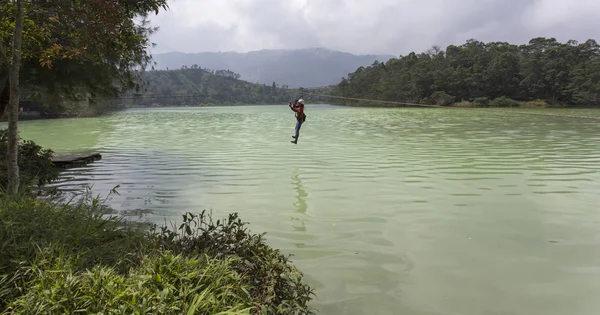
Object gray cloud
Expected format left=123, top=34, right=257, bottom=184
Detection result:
left=147, top=0, right=600, bottom=55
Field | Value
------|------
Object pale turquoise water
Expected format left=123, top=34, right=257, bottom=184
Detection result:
left=9, top=105, right=600, bottom=315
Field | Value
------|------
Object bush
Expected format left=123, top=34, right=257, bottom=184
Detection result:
left=2, top=190, right=139, bottom=256
left=0, top=189, right=151, bottom=306
left=0, top=191, right=316, bottom=314
left=521, top=99, right=550, bottom=107
left=473, top=97, right=490, bottom=107
left=0, top=129, right=58, bottom=191
left=452, top=100, right=475, bottom=107
left=430, top=91, right=455, bottom=106
left=149, top=211, right=315, bottom=314
left=489, top=96, right=520, bottom=107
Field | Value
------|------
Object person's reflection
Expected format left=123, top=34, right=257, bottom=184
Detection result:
left=291, top=168, right=307, bottom=232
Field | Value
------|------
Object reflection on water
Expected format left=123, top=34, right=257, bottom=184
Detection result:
left=12, top=105, right=600, bottom=315
left=291, top=167, right=308, bottom=233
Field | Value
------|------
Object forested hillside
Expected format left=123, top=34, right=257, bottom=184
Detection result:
left=334, top=37, right=600, bottom=107
left=124, top=66, right=332, bottom=107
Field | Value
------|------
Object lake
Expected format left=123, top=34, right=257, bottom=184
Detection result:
left=11, top=105, right=600, bottom=315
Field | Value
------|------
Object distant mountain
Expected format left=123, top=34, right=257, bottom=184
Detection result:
left=149, top=48, right=394, bottom=88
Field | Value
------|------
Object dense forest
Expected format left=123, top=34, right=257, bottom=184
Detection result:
left=333, top=37, right=600, bottom=107
left=120, top=65, right=332, bottom=107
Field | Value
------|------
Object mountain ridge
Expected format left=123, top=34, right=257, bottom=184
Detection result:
left=150, top=48, right=394, bottom=88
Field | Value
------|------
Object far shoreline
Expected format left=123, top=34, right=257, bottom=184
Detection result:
left=3, top=102, right=599, bottom=123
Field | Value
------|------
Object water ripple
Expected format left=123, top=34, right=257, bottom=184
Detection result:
left=15, top=105, right=600, bottom=315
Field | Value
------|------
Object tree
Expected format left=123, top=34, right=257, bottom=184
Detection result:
left=0, top=0, right=169, bottom=193
left=1, top=0, right=170, bottom=115
left=334, top=37, right=600, bottom=107
left=3, top=0, right=25, bottom=194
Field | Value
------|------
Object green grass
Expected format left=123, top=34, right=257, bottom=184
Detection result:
left=0, top=189, right=316, bottom=314
left=7, top=251, right=254, bottom=314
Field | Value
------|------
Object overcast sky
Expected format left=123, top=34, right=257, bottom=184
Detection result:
left=147, top=0, right=600, bottom=56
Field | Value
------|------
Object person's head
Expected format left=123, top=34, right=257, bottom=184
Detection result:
left=297, top=99, right=305, bottom=106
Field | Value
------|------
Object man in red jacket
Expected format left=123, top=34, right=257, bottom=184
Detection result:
left=289, top=98, right=306, bottom=144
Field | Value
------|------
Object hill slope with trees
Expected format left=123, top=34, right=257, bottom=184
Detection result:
left=333, top=37, right=600, bottom=107
left=122, top=66, right=332, bottom=107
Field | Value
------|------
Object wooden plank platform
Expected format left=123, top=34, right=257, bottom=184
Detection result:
left=51, top=152, right=102, bottom=168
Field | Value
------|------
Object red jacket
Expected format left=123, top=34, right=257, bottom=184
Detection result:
left=289, top=103, right=306, bottom=122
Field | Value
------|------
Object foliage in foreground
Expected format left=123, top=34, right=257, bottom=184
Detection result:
left=7, top=252, right=253, bottom=314
left=0, top=128, right=58, bottom=190
left=149, top=211, right=315, bottom=313
left=0, top=192, right=315, bottom=314
left=0, top=0, right=169, bottom=116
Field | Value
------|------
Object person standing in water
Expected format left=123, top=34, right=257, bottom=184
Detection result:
left=289, top=98, right=306, bottom=144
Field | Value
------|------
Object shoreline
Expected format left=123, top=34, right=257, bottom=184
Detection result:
left=329, top=102, right=600, bottom=109
left=3, top=102, right=599, bottom=123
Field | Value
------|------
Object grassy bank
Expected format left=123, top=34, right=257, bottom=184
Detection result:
left=449, top=97, right=555, bottom=108
left=0, top=191, right=315, bottom=314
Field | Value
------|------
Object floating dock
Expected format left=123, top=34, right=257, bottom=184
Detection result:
left=51, top=152, right=102, bottom=168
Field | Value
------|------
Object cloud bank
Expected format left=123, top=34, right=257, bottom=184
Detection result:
left=147, top=0, right=600, bottom=55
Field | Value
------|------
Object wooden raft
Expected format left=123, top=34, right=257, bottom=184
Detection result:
left=51, top=152, right=102, bottom=168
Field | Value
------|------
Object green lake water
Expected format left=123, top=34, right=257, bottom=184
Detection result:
left=9, top=105, right=600, bottom=315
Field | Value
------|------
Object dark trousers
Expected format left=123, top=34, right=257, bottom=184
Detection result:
left=294, top=120, right=303, bottom=139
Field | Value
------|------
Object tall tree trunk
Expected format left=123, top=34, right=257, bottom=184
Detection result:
left=0, top=38, right=9, bottom=119
left=6, top=0, right=25, bottom=195
left=0, top=77, right=8, bottom=118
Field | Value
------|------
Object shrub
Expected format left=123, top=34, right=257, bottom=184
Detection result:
left=430, top=91, right=455, bottom=106
left=473, top=97, right=490, bottom=107
left=0, top=129, right=58, bottom=191
left=489, top=96, right=520, bottom=107
left=453, top=100, right=475, bottom=107
left=0, top=191, right=316, bottom=314
left=149, top=211, right=315, bottom=314
left=521, top=99, right=550, bottom=107
left=2, top=191, right=140, bottom=259
left=0, top=189, right=151, bottom=306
